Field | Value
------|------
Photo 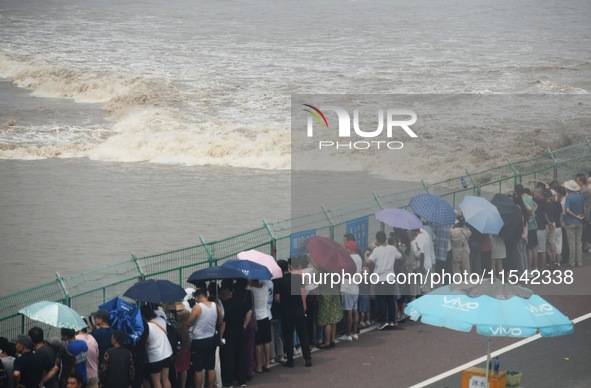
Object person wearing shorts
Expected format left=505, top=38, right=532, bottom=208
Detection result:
left=340, top=241, right=362, bottom=341
left=249, top=279, right=273, bottom=373
left=187, top=288, right=224, bottom=388
left=140, top=306, right=173, bottom=388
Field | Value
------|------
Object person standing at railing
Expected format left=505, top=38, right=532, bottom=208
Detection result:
left=89, top=309, right=112, bottom=369
left=60, top=329, right=88, bottom=386
left=576, top=173, right=591, bottom=253
left=515, top=184, right=538, bottom=272
left=450, top=215, right=471, bottom=275
left=75, top=322, right=99, bottom=388
left=563, top=180, right=585, bottom=267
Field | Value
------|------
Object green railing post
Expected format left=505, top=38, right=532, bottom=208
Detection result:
left=505, top=157, right=519, bottom=187
left=132, top=254, right=145, bottom=281
left=372, top=192, right=384, bottom=209
left=421, top=180, right=430, bottom=193
left=199, top=235, right=214, bottom=266
left=321, top=205, right=335, bottom=240
left=547, top=147, right=558, bottom=181
left=55, top=272, right=70, bottom=307
left=263, top=219, right=277, bottom=259
left=465, top=170, right=478, bottom=196
left=585, top=137, right=591, bottom=152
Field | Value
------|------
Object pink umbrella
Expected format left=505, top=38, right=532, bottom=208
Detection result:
left=306, top=236, right=356, bottom=275
left=238, top=249, right=283, bottom=279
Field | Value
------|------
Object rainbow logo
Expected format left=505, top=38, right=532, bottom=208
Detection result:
left=302, top=104, right=328, bottom=128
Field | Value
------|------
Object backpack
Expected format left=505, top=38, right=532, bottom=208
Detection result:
left=166, top=323, right=181, bottom=358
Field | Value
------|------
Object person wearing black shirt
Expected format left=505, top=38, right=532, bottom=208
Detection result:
left=12, top=335, right=45, bottom=388
left=273, top=259, right=312, bottom=368
left=534, top=186, right=554, bottom=271
left=220, top=286, right=251, bottom=387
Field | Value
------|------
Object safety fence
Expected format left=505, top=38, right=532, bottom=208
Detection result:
left=1, top=139, right=590, bottom=339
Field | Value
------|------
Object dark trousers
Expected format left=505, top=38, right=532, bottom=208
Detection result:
left=220, top=329, right=247, bottom=386
left=376, top=294, right=395, bottom=324
left=281, top=312, right=311, bottom=362
left=305, top=295, right=318, bottom=345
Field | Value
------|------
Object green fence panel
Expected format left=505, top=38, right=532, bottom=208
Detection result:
left=378, top=187, right=428, bottom=209
left=138, top=244, right=210, bottom=281
left=203, top=227, right=273, bottom=267
left=0, top=281, right=66, bottom=339
left=268, top=211, right=333, bottom=259
left=425, top=175, right=478, bottom=209
left=64, top=260, right=141, bottom=317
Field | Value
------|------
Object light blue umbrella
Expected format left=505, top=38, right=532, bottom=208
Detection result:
left=459, top=196, right=504, bottom=234
left=409, top=193, right=456, bottom=226
left=405, top=280, right=573, bottom=380
left=18, top=301, right=87, bottom=330
left=375, top=208, right=423, bottom=230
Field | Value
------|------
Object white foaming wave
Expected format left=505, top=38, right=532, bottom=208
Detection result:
left=533, top=79, right=588, bottom=94
left=0, top=54, right=145, bottom=103
left=88, top=107, right=291, bottom=170
left=0, top=54, right=291, bottom=170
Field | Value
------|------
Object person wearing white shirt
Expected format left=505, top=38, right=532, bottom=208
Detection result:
left=248, top=280, right=273, bottom=373
left=339, top=241, right=363, bottom=341
left=365, top=231, right=402, bottom=330
left=412, top=228, right=435, bottom=294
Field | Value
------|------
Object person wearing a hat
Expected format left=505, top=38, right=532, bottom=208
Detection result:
left=339, top=240, right=362, bottom=342
left=12, top=334, right=45, bottom=388
left=90, top=309, right=113, bottom=367
left=563, top=179, right=585, bottom=267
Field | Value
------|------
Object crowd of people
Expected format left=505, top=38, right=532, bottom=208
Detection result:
left=1, top=173, right=589, bottom=388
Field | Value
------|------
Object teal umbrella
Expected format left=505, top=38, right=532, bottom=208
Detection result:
left=405, top=280, right=573, bottom=381
left=18, top=301, right=87, bottom=330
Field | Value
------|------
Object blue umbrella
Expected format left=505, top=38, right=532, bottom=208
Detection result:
left=409, top=193, right=456, bottom=226
left=123, top=279, right=187, bottom=304
left=375, top=207, right=423, bottom=230
left=405, top=279, right=573, bottom=381
left=187, top=266, right=247, bottom=284
left=459, top=196, right=504, bottom=234
left=99, top=297, right=144, bottom=344
left=221, top=260, right=272, bottom=280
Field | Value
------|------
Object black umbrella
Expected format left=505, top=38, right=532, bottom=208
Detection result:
left=490, top=194, right=523, bottom=241
left=187, top=266, right=247, bottom=284
left=123, top=279, right=187, bottom=304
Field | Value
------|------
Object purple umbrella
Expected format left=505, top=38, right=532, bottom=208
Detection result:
left=375, top=208, right=423, bottom=230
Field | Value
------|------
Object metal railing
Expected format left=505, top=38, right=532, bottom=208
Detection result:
left=1, top=138, right=590, bottom=339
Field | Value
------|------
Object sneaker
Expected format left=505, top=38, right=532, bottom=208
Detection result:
left=305, top=358, right=312, bottom=367
left=240, top=385, right=248, bottom=387
left=359, top=322, right=366, bottom=328
left=365, top=320, right=372, bottom=326
left=339, top=334, right=353, bottom=342
left=282, top=360, right=294, bottom=368
left=352, top=334, right=359, bottom=340
left=379, top=322, right=389, bottom=331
